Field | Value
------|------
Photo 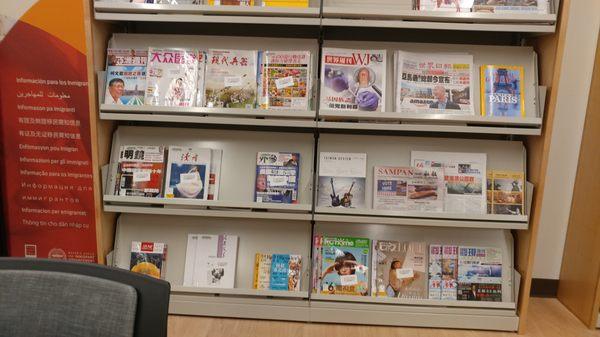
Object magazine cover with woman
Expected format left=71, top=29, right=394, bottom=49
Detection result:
left=145, top=48, right=199, bottom=107
left=320, top=48, right=386, bottom=112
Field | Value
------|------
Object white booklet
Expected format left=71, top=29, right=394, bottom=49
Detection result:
left=373, top=166, right=444, bottom=212
left=395, top=51, right=473, bottom=115
left=411, top=151, right=487, bottom=214
left=317, top=152, right=367, bottom=209
left=192, top=234, right=239, bottom=288
left=320, top=48, right=386, bottom=112
left=164, top=146, right=211, bottom=200
left=145, top=48, right=199, bottom=107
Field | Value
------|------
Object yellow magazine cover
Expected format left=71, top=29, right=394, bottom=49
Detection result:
left=262, top=1, right=309, bottom=7
left=480, top=65, right=525, bottom=117
left=491, top=170, right=524, bottom=215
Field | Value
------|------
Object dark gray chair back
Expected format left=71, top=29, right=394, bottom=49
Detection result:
left=0, top=258, right=170, bottom=337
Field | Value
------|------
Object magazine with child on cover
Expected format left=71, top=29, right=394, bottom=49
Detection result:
left=321, top=236, right=370, bottom=296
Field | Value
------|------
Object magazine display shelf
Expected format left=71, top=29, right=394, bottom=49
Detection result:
left=103, top=125, right=315, bottom=220
left=310, top=222, right=519, bottom=330
left=112, top=213, right=312, bottom=321
left=94, top=1, right=322, bottom=26
left=318, top=40, right=542, bottom=136
left=87, top=0, right=570, bottom=332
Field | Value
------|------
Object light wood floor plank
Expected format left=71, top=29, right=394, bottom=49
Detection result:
left=168, top=298, right=600, bottom=337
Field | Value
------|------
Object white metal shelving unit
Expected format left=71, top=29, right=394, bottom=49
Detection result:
left=93, top=0, right=555, bottom=331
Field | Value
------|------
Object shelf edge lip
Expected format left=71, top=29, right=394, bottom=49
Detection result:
left=94, top=12, right=322, bottom=26
left=100, top=104, right=316, bottom=118
left=320, top=18, right=556, bottom=33
left=313, top=207, right=528, bottom=223
left=171, top=286, right=309, bottom=299
left=318, top=110, right=542, bottom=126
left=313, top=214, right=528, bottom=230
left=94, top=2, right=320, bottom=17
left=104, top=204, right=313, bottom=220
left=322, top=6, right=556, bottom=24
left=103, top=195, right=312, bottom=212
left=317, top=121, right=542, bottom=136
left=309, top=293, right=516, bottom=309
left=99, top=112, right=317, bottom=129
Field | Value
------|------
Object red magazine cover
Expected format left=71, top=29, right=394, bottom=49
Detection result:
left=115, top=145, right=165, bottom=197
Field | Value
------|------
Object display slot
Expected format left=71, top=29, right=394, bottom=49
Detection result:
left=308, top=299, right=518, bottom=331
left=322, top=7, right=556, bottom=24
left=310, top=293, right=515, bottom=309
left=101, top=104, right=316, bottom=119
left=317, top=121, right=541, bottom=136
left=314, top=208, right=528, bottom=230
left=321, top=18, right=555, bottom=33
left=94, top=2, right=320, bottom=17
left=172, top=285, right=309, bottom=299
left=95, top=12, right=321, bottom=26
left=104, top=195, right=312, bottom=212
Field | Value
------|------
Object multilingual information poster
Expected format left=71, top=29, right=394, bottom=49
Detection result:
left=0, top=0, right=97, bottom=262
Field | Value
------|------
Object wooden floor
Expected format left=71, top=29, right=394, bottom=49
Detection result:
left=168, top=298, right=600, bottom=337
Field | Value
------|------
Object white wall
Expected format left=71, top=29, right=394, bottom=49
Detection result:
left=532, top=0, right=600, bottom=279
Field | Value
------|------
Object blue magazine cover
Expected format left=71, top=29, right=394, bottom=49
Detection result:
left=255, top=152, right=300, bottom=204
left=320, top=236, right=370, bottom=296
left=480, top=65, right=525, bottom=117
left=105, top=49, right=147, bottom=105
left=269, top=254, right=291, bottom=291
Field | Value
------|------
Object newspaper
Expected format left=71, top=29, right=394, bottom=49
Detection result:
left=411, top=151, right=487, bottom=214
left=373, top=166, right=444, bottom=212
left=396, top=51, right=473, bottom=115
left=321, top=48, right=386, bottom=112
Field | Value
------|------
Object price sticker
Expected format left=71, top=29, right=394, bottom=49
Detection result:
left=224, top=76, right=242, bottom=87
left=396, top=268, right=414, bottom=279
left=275, top=76, right=294, bottom=89
left=340, top=274, right=358, bottom=286
left=132, top=171, right=151, bottom=183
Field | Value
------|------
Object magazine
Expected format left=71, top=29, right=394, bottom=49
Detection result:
left=208, top=0, right=254, bottom=4
left=487, top=170, right=493, bottom=214
left=373, top=166, right=445, bottom=212
left=164, top=146, right=211, bottom=200
left=441, top=245, right=458, bottom=300
left=457, top=246, right=502, bottom=301
left=491, top=170, right=525, bottom=215
left=104, top=49, right=147, bottom=105
left=418, top=0, right=472, bottom=11
left=321, top=236, right=370, bottom=296
left=255, top=152, right=300, bottom=204
left=473, top=0, right=548, bottom=13
left=320, top=48, right=386, bottom=112
left=208, top=149, right=223, bottom=200
left=257, top=51, right=311, bottom=110
left=312, top=235, right=323, bottom=293
left=183, top=234, right=199, bottom=287
left=411, top=151, right=487, bottom=214
left=196, top=51, right=207, bottom=107
left=269, top=254, right=302, bottom=291
left=205, top=49, right=258, bottom=108
left=262, top=0, right=308, bottom=7
left=253, top=253, right=272, bottom=290
left=395, top=51, right=473, bottom=115
left=145, top=48, right=199, bottom=107
left=192, top=234, right=238, bottom=288
left=130, top=241, right=167, bottom=279
left=481, top=65, right=525, bottom=117
left=428, top=244, right=443, bottom=300
left=317, top=152, right=367, bottom=209
left=115, top=145, right=165, bottom=197
left=372, top=241, right=427, bottom=299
